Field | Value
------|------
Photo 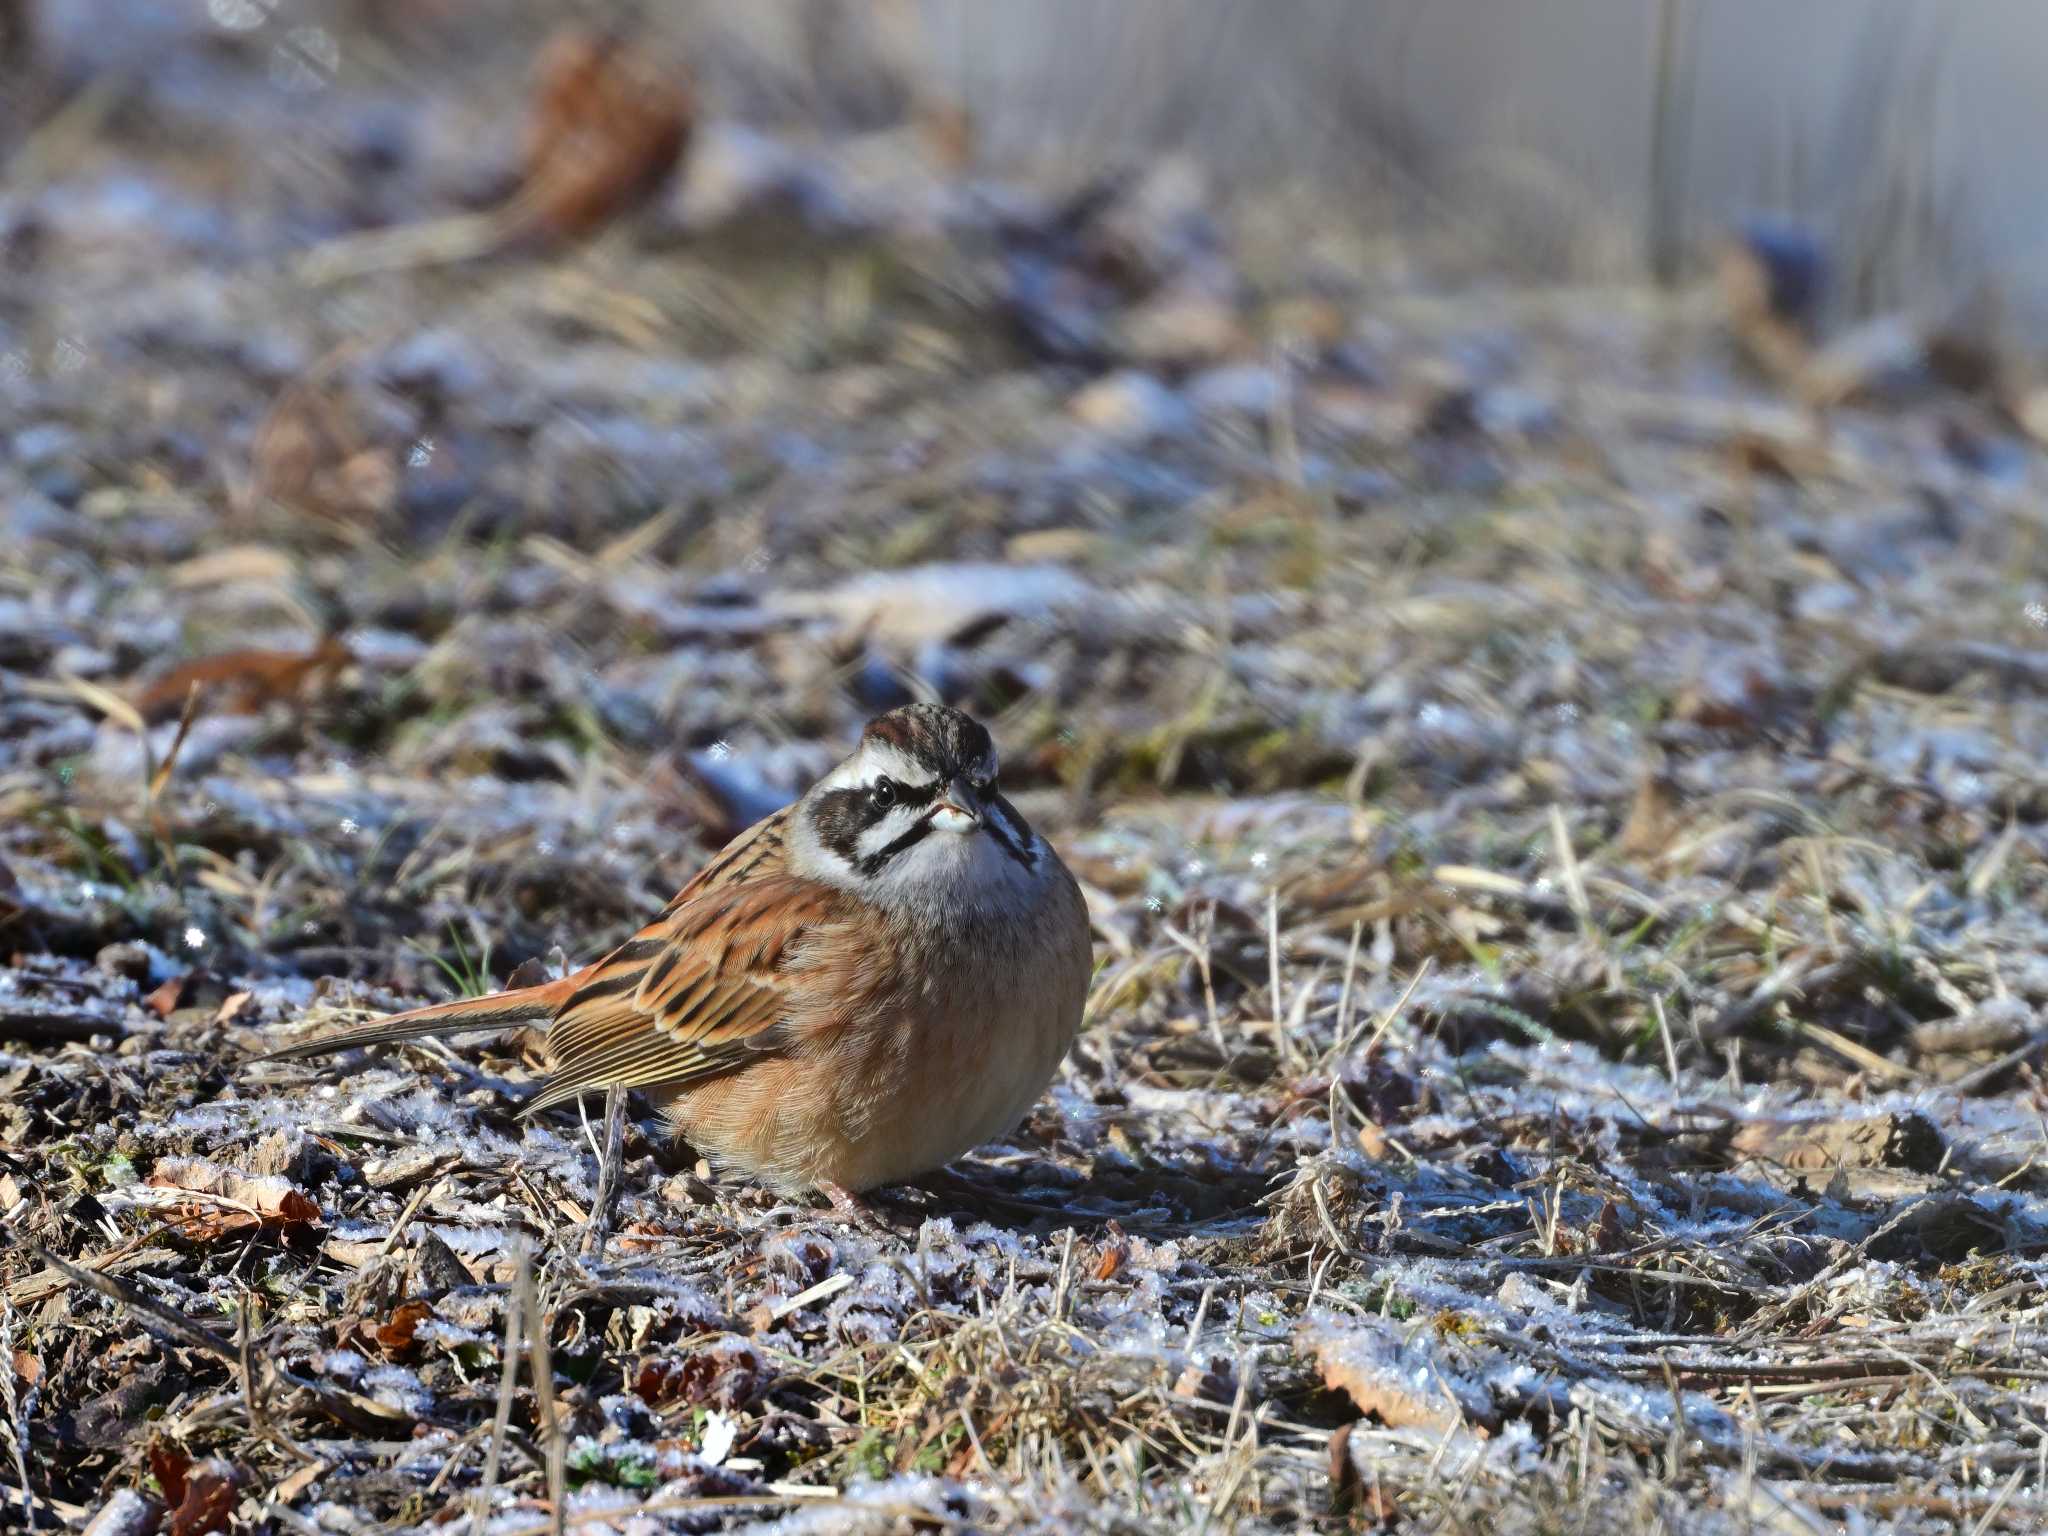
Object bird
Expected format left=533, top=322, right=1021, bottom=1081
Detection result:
left=262, top=704, right=1095, bottom=1222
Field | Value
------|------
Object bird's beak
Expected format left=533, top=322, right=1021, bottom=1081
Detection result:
left=927, top=777, right=983, bottom=831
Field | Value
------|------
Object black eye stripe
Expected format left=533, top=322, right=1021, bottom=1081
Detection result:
left=809, top=786, right=873, bottom=864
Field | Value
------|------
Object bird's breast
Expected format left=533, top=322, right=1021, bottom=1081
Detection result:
left=665, top=878, right=1090, bottom=1193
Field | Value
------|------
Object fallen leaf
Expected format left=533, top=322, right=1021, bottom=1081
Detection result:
left=511, top=24, right=692, bottom=244
left=1093, top=1218, right=1128, bottom=1281
left=373, top=1299, right=434, bottom=1357
left=131, top=636, right=352, bottom=725
left=144, top=1158, right=322, bottom=1244
left=11, top=1347, right=40, bottom=1387
left=1590, top=1199, right=1629, bottom=1254
left=211, top=991, right=254, bottom=1027
left=167, top=1459, right=239, bottom=1536
left=148, top=1440, right=191, bottom=1509
left=141, top=976, right=189, bottom=1020
left=1300, top=1316, right=1493, bottom=1435
left=615, top=1220, right=675, bottom=1254
left=633, top=1348, right=764, bottom=1411
left=1615, top=769, right=1680, bottom=861
left=1356, top=1121, right=1390, bottom=1161
left=165, top=544, right=299, bottom=591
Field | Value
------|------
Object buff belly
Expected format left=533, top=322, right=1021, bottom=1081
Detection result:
left=657, top=931, right=1086, bottom=1194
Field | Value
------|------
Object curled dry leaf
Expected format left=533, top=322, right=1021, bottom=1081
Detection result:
left=615, top=1219, right=677, bottom=1254
left=140, top=1442, right=241, bottom=1536
left=512, top=25, right=692, bottom=245
left=372, top=1298, right=433, bottom=1357
left=1589, top=1198, right=1630, bottom=1254
left=633, top=1347, right=764, bottom=1412
left=1093, top=1217, right=1129, bottom=1281
left=142, top=974, right=190, bottom=1020
left=1299, top=1315, right=1494, bottom=1436
left=210, top=990, right=254, bottom=1027
left=167, top=1459, right=240, bottom=1536
left=143, top=1157, right=322, bottom=1244
left=131, top=636, right=352, bottom=725
left=148, top=1440, right=191, bottom=1511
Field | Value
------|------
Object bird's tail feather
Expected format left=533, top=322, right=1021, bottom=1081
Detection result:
left=260, top=981, right=568, bottom=1062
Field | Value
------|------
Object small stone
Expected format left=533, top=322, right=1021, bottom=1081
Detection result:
left=410, top=1231, right=475, bottom=1298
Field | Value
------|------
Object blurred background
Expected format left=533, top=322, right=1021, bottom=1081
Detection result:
left=8, top=0, right=2045, bottom=310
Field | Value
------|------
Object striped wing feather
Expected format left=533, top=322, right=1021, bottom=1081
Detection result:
left=524, top=807, right=845, bottom=1114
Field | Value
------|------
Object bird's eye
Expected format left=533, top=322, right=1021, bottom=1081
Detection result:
left=870, top=778, right=898, bottom=808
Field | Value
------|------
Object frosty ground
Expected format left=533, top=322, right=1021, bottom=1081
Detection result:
left=9, top=9, right=2048, bottom=1534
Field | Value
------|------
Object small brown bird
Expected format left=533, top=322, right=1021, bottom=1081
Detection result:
left=264, top=705, right=1094, bottom=1220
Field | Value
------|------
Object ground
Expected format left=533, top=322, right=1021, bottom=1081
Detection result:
left=6, top=7, right=2048, bottom=1535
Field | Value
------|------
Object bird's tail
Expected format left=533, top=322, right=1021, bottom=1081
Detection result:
left=259, top=977, right=575, bottom=1061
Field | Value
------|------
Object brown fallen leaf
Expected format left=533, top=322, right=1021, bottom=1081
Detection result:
left=131, top=636, right=352, bottom=725
left=211, top=991, right=254, bottom=1027
left=633, top=1349, right=764, bottom=1412
left=1299, top=1316, right=1494, bottom=1436
left=144, top=1158, right=322, bottom=1244
left=1093, top=1218, right=1128, bottom=1281
left=141, top=975, right=190, bottom=1021
left=167, top=1459, right=239, bottom=1536
left=1589, top=1199, right=1630, bottom=1254
left=615, top=1220, right=676, bottom=1254
left=372, top=1298, right=433, bottom=1358
left=916, top=98, right=976, bottom=175
left=510, top=24, right=692, bottom=245
left=148, top=1440, right=191, bottom=1511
